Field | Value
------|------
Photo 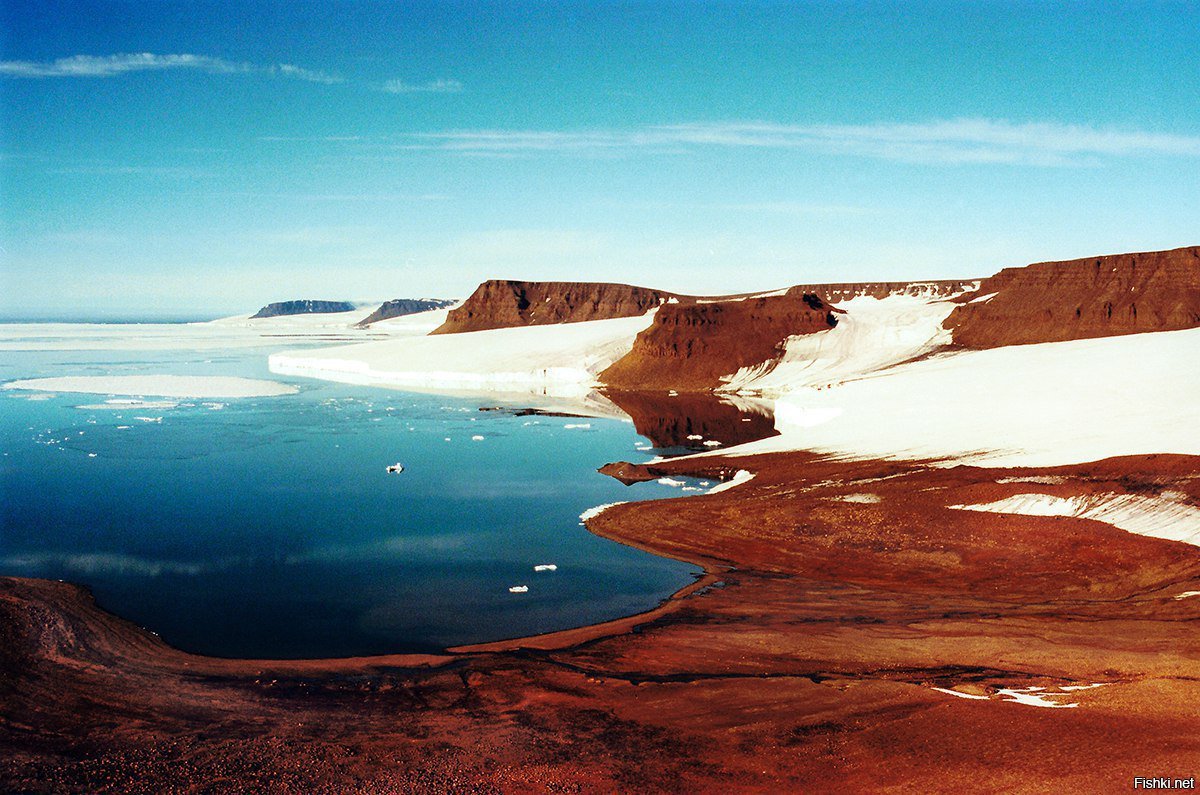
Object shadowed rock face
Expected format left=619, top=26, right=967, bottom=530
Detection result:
left=945, top=246, right=1200, bottom=348
left=600, top=289, right=841, bottom=393
left=787, top=280, right=978, bottom=302
left=431, top=280, right=682, bottom=334
left=250, top=300, right=356, bottom=319
left=355, top=298, right=457, bottom=327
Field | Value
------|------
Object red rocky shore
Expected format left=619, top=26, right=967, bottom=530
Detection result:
left=3, top=451, right=1199, bottom=792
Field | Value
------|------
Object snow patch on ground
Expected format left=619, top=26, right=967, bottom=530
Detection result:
left=931, top=683, right=1108, bottom=708
left=949, top=491, right=1200, bottom=547
left=580, top=502, right=628, bottom=522
left=931, top=687, right=990, bottom=700
left=707, top=469, right=755, bottom=494
left=715, top=327, right=1200, bottom=468
left=270, top=313, right=655, bottom=398
left=836, top=493, right=882, bottom=503
left=3, top=375, right=298, bottom=398
left=996, top=684, right=1108, bottom=708
left=719, top=294, right=958, bottom=397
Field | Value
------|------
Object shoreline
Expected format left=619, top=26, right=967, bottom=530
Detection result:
left=4, top=449, right=1200, bottom=791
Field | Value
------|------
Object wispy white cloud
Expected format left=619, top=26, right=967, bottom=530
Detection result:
left=404, top=119, right=1200, bottom=165
left=0, top=52, right=342, bottom=83
left=378, top=77, right=463, bottom=94
left=271, top=63, right=341, bottom=85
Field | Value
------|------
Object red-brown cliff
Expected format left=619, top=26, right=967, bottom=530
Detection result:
left=945, top=246, right=1200, bottom=348
left=431, top=280, right=683, bottom=334
left=786, top=279, right=977, bottom=302
left=600, top=289, right=841, bottom=392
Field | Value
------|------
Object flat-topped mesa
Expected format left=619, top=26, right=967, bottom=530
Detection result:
left=431, top=279, right=684, bottom=334
left=600, top=288, right=841, bottom=393
left=945, top=246, right=1200, bottom=348
left=250, top=299, right=357, bottom=319
left=355, top=298, right=457, bottom=327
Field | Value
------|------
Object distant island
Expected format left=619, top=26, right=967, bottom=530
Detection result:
left=356, top=298, right=457, bottom=327
left=250, top=299, right=358, bottom=319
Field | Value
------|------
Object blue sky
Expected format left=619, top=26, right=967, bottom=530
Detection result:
left=2, top=1, right=1198, bottom=317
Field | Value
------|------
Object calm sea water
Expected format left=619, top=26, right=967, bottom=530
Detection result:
left=0, top=338, right=708, bottom=658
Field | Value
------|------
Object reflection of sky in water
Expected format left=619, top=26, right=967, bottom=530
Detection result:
left=1, top=345, right=711, bottom=658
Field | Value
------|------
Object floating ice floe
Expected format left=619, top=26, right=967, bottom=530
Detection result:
left=76, top=399, right=179, bottom=411
left=386, top=463, right=404, bottom=474
left=533, top=564, right=557, bottom=572
left=3, top=375, right=298, bottom=398
left=702, top=440, right=722, bottom=447
left=564, top=423, right=591, bottom=430
left=686, top=434, right=704, bottom=441
left=134, top=416, right=163, bottom=423
left=657, top=477, right=686, bottom=487
left=508, top=585, right=529, bottom=593
left=471, top=435, right=485, bottom=441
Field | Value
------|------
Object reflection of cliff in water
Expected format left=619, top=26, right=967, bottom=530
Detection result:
left=603, top=390, right=777, bottom=454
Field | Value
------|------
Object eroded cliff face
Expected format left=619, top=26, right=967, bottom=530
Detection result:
left=787, top=279, right=978, bottom=302
left=600, top=289, right=841, bottom=392
left=945, top=247, right=1200, bottom=348
left=431, top=280, right=681, bottom=334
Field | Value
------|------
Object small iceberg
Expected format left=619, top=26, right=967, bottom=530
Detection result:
left=508, top=585, right=529, bottom=593
left=386, top=463, right=404, bottom=474
left=533, top=564, right=557, bottom=572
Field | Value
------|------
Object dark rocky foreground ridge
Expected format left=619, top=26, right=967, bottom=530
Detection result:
left=355, top=298, right=457, bottom=327
left=250, top=299, right=357, bottom=318
left=3, top=452, right=1199, bottom=792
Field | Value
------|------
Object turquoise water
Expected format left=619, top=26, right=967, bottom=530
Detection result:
left=0, top=341, right=706, bottom=658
